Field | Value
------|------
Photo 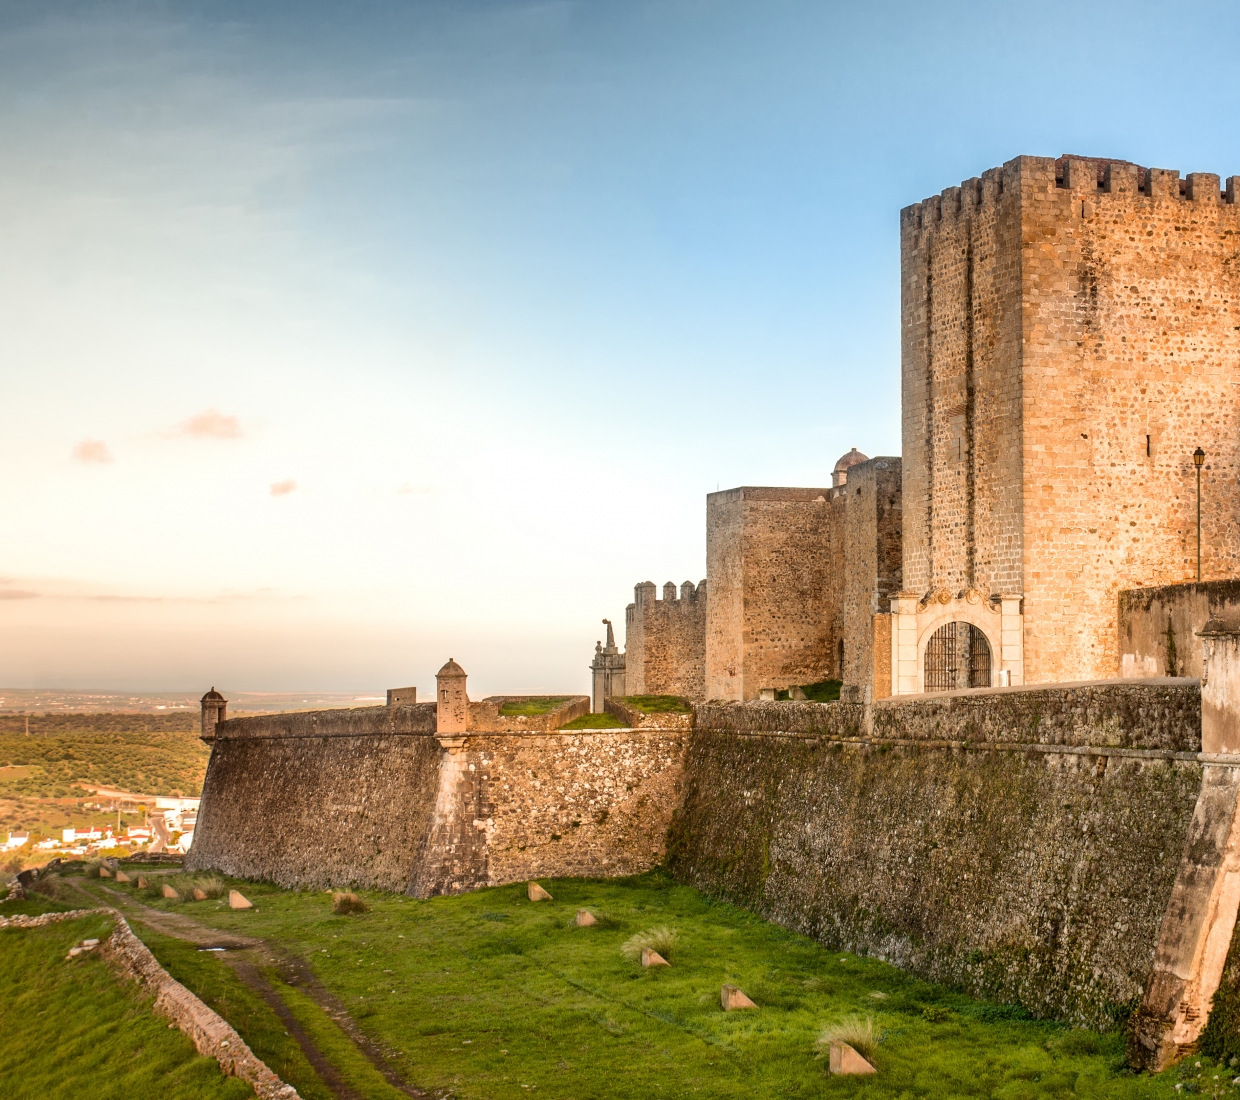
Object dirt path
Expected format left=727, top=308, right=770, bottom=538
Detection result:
left=74, top=881, right=428, bottom=1100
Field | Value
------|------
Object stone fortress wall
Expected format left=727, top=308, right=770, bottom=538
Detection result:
left=188, top=680, right=688, bottom=897
left=670, top=681, right=1203, bottom=1033
left=623, top=579, right=707, bottom=698
left=192, top=152, right=1240, bottom=1072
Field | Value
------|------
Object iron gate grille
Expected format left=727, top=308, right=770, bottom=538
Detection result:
left=924, top=621, right=992, bottom=692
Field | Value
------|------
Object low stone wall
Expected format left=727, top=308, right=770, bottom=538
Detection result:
left=103, top=913, right=300, bottom=1100
left=604, top=697, right=693, bottom=731
left=670, top=683, right=1207, bottom=1030
left=1, top=907, right=297, bottom=1098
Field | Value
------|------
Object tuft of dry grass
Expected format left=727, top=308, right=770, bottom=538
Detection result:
left=817, top=1016, right=880, bottom=1062
left=332, top=891, right=369, bottom=915
left=620, top=926, right=677, bottom=962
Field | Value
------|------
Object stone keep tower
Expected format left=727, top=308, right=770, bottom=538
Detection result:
left=435, top=659, right=469, bottom=734
left=899, top=154, right=1240, bottom=689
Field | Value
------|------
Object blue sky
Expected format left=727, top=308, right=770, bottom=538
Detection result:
left=3, top=0, right=1240, bottom=694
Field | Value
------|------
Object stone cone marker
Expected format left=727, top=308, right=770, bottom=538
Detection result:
left=527, top=882, right=553, bottom=902
left=228, top=889, right=253, bottom=910
left=575, top=909, right=597, bottom=927
left=641, top=948, right=670, bottom=967
left=192, top=887, right=208, bottom=901
left=828, top=1040, right=876, bottom=1075
left=161, top=884, right=179, bottom=900
left=98, top=866, right=112, bottom=878
left=721, top=984, right=757, bottom=1010
left=115, top=871, right=131, bottom=884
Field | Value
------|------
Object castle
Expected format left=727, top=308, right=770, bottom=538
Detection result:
left=618, top=154, right=1240, bottom=704
left=191, top=155, right=1240, bottom=1072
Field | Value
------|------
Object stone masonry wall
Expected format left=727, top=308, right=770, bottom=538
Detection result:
left=189, top=703, right=686, bottom=897
left=841, top=457, right=903, bottom=699
left=413, top=729, right=688, bottom=896
left=904, top=155, right=1240, bottom=687
left=671, top=681, right=1204, bottom=1028
left=186, top=706, right=444, bottom=891
left=624, top=580, right=707, bottom=700
left=705, top=486, right=841, bottom=700
left=1120, top=580, right=1240, bottom=679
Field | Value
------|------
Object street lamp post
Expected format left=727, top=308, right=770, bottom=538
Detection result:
left=1195, top=447, right=1206, bottom=581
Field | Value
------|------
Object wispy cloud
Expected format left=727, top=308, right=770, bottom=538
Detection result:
left=72, top=439, right=112, bottom=464
left=270, top=479, right=297, bottom=497
left=173, top=409, right=242, bottom=440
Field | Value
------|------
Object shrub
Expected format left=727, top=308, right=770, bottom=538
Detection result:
left=32, top=872, right=71, bottom=901
left=817, top=1017, right=880, bottom=1063
left=332, top=891, right=369, bottom=915
left=190, top=874, right=227, bottom=900
left=620, top=926, right=677, bottom=962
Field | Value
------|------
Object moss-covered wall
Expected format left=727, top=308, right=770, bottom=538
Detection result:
left=670, top=684, right=1205, bottom=1029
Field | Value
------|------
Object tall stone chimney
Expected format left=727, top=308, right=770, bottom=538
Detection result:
left=435, top=659, right=469, bottom=734
left=200, top=688, right=227, bottom=743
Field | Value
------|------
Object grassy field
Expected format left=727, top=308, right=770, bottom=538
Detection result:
left=62, top=866, right=1210, bottom=1100
left=0, top=909, right=252, bottom=1100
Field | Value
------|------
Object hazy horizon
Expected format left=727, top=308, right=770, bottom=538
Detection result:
left=5, top=0, right=1240, bottom=697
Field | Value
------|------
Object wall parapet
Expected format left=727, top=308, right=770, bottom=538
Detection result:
left=871, top=678, right=1200, bottom=752
left=214, top=703, right=436, bottom=740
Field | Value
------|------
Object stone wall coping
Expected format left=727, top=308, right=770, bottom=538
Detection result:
left=875, top=676, right=1198, bottom=704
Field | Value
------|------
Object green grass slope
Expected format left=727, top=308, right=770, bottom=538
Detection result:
left=0, top=913, right=252, bottom=1100
left=71, top=867, right=1200, bottom=1100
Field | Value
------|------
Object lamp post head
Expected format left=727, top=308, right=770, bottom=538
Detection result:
left=1195, top=447, right=1207, bottom=467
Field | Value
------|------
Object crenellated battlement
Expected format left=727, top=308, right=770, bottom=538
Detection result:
left=900, top=154, right=1240, bottom=235
left=632, top=578, right=707, bottom=607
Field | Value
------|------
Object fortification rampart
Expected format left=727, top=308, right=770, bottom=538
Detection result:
left=188, top=698, right=686, bottom=896
left=670, top=677, right=1211, bottom=1032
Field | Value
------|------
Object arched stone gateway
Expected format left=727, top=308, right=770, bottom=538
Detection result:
left=889, top=588, right=1023, bottom=695
left=923, top=621, right=991, bottom=692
